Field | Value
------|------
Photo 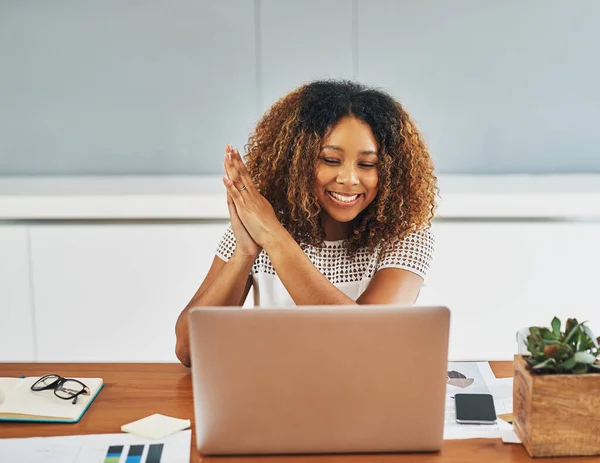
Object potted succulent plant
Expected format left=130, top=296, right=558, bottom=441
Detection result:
left=513, top=317, right=600, bottom=457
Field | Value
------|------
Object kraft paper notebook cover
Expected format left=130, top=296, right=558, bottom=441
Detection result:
left=0, top=376, right=104, bottom=423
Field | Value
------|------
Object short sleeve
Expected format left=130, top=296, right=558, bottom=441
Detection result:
left=215, top=224, right=236, bottom=262
left=376, top=228, right=435, bottom=279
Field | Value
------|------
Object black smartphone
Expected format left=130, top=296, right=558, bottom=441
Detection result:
left=455, top=393, right=497, bottom=424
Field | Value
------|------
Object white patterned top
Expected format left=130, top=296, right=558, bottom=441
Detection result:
left=215, top=225, right=435, bottom=307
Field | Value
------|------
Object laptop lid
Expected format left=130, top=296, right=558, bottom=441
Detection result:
left=188, top=305, right=450, bottom=455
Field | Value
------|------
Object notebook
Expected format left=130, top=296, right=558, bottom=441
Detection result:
left=0, top=376, right=104, bottom=423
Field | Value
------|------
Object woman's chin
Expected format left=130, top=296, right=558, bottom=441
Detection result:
left=324, top=209, right=360, bottom=224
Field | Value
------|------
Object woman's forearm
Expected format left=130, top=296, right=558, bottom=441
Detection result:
left=264, top=231, right=357, bottom=306
left=175, top=252, right=254, bottom=366
left=188, top=253, right=254, bottom=307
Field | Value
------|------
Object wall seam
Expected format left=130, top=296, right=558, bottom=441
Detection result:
left=255, top=0, right=262, bottom=116
left=25, top=226, right=38, bottom=361
left=352, top=0, right=359, bottom=80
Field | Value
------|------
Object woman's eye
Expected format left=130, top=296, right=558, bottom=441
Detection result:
left=359, top=163, right=377, bottom=168
left=323, top=158, right=340, bottom=165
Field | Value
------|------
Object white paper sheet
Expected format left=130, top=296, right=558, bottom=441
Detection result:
left=0, top=429, right=191, bottom=463
left=488, top=377, right=513, bottom=416
left=498, top=418, right=522, bottom=444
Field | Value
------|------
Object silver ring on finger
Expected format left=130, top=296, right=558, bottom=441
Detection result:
left=238, top=185, right=247, bottom=192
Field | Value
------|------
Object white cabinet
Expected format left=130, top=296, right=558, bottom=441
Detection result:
left=0, top=226, right=34, bottom=361
left=5, top=219, right=600, bottom=363
left=29, top=223, right=229, bottom=362
left=2, top=175, right=599, bottom=363
left=421, top=222, right=600, bottom=361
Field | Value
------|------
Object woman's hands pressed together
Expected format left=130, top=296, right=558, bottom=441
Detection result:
left=222, top=145, right=286, bottom=251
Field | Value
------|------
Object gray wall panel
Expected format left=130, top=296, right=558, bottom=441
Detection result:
left=0, top=1, right=257, bottom=175
left=0, top=1, right=599, bottom=175
left=357, top=0, right=600, bottom=174
left=259, top=0, right=354, bottom=111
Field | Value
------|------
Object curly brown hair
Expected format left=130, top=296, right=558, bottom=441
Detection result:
left=245, top=80, right=437, bottom=254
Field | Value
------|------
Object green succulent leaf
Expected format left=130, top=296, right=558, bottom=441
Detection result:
left=544, top=344, right=571, bottom=359
left=564, top=321, right=584, bottom=344
left=557, top=344, right=572, bottom=359
left=574, top=351, right=596, bottom=364
left=565, top=318, right=579, bottom=336
left=526, top=357, right=538, bottom=367
left=532, top=358, right=556, bottom=370
left=527, top=334, right=546, bottom=355
left=576, top=329, right=585, bottom=351
left=559, top=357, right=576, bottom=370
left=551, top=317, right=561, bottom=336
left=526, top=317, right=600, bottom=374
left=540, top=328, right=557, bottom=341
left=583, top=325, right=599, bottom=348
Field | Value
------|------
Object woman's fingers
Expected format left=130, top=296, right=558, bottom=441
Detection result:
left=225, top=145, right=255, bottom=195
left=226, top=192, right=239, bottom=224
left=222, top=171, right=244, bottom=205
left=223, top=145, right=236, bottom=178
left=231, top=148, right=254, bottom=191
left=226, top=192, right=236, bottom=214
left=224, top=145, right=246, bottom=191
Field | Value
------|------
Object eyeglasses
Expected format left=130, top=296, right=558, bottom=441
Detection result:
left=30, top=374, right=90, bottom=404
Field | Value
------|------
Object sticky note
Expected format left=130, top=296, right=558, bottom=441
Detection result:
left=121, top=413, right=191, bottom=440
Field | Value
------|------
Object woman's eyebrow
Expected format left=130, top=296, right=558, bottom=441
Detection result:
left=321, top=145, right=344, bottom=152
left=321, top=145, right=378, bottom=156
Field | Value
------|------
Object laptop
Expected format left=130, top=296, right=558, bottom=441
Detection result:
left=188, top=305, right=450, bottom=455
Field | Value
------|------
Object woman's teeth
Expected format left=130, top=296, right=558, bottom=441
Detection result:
left=329, top=192, right=359, bottom=202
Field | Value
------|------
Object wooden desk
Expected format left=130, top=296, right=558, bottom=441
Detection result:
left=0, top=362, right=597, bottom=463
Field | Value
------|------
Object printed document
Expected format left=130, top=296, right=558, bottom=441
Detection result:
left=0, top=429, right=190, bottom=463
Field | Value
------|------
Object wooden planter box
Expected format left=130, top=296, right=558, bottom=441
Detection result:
left=513, top=354, right=600, bottom=457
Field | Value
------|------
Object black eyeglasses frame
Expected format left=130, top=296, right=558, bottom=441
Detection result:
left=30, top=374, right=90, bottom=404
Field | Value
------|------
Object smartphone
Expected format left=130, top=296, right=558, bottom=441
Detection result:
left=455, top=393, right=497, bottom=424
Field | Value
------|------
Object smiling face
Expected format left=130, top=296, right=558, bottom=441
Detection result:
left=314, top=116, right=380, bottom=240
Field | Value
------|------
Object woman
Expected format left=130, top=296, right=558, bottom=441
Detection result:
left=175, top=80, right=437, bottom=367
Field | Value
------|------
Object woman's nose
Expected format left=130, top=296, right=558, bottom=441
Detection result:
left=336, top=164, right=359, bottom=185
